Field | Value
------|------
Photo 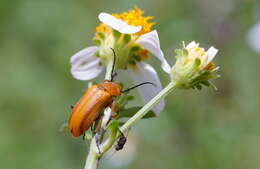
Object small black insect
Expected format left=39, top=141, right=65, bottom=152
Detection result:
left=115, top=131, right=127, bottom=151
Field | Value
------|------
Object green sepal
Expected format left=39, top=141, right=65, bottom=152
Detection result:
left=194, top=58, right=201, bottom=67
left=123, top=34, right=131, bottom=43
left=132, top=54, right=141, bottom=61
left=113, top=30, right=121, bottom=39
left=119, top=106, right=156, bottom=119
left=130, top=46, right=141, bottom=52
left=175, top=49, right=188, bottom=58
left=93, top=39, right=101, bottom=46
left=97, top=32, right=105, bottom=40
left=182, top=49, right=189, bottom=56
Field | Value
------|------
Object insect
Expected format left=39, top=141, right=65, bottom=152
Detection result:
left=68, top=49, right=155, bottom=137
left=115, top=130, right=127, bottom=151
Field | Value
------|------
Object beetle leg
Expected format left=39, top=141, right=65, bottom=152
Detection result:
left=93, top=116, right=103, bottom=134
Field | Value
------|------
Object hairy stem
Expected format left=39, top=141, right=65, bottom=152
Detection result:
left=84, top=138, right=100, bottom=169
left=120, top=81, right=177, bottom=133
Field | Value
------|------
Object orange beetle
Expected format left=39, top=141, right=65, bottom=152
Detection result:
left=68, top=80, right=121, bottom=137
left=68, top=49, right=155, bottom=137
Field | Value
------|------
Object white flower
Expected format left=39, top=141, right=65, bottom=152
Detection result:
left=170, top=41, right=219, bottom=90
left=70, top=8, right=170, bottom=115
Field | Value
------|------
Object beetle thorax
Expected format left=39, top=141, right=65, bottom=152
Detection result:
left=99, top=81, right=121, bottom=97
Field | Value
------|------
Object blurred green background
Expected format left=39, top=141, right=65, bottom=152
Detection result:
left=1, top=0, right=260, bottom=169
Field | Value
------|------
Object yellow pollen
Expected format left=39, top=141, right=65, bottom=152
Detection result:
left=138, top=49, right=149, bottom=60
left=96, top=23, right=107, bottom=33
left=112, top=7, right=155, bottom=35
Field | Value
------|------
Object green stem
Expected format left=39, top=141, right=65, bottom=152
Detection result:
left=120, top=81, right=177, bottom=133
left=84, top=138, right=100, bottom=169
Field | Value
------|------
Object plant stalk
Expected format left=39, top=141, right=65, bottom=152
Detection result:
left=84, top=138, right=100, bottom=169
left=120, top=81, right=177, bottom=133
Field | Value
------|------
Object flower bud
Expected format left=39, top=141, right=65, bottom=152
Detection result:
left=171, top=41, right=219, bottom=90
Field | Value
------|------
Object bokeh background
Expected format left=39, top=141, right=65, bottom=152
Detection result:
left=1, top=0, right=260, bottom=169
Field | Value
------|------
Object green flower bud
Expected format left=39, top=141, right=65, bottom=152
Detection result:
left=171, top=41, right=219, bottom=90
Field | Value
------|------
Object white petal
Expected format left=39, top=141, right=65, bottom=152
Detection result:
left=136, top=30, right=171, bottom=73
left=130, top=62, right=164, bottom=115
left=206, top=46, right=218, bottom=64
left=186, top=41, right=199, bottom=49
left=247, top=22, right=260, bottom=53
left=70, top=46, right=103, bottom=80
left=98, top=13, right=142, bottom=34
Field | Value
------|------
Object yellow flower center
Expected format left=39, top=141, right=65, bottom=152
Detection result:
left=94, top=7, right=153, bottom=69
left=186, top=46, right=215, bottom=71
left=188, top=47, right=206, bottom=59
left=112, top=7, right=155, bottom=35
left=96, top=7, right=155, bottom=36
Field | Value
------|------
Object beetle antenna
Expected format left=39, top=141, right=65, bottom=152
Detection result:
left=121, top=82, right=157, bottom=93
left=110, top=48, right=117, bottom=81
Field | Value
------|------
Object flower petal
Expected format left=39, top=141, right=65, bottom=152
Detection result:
left=130, top=62, right=164, bottom=115
left=136, top=30, right=171, bottom=73
left=206, top=46, right=218, bottom=64
left=247, top=22, right=260, bottom=53
left=98, top=13, right=142, bottom=34
left=186, top=41, right=199, bottom=49
left=70, top=46, right=103, bottom=80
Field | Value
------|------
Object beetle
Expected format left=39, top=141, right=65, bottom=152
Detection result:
left=68, top=49, right=155, bottom=137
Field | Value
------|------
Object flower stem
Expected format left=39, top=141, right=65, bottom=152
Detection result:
left=120, top=81, right=177, bottom=133
left=84, top=138, right=100, bottom=169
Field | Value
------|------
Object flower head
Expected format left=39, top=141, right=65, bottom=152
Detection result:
left=93, top=7, right=170, bottom=72
left=171, top=41, right=219, bottom=90
left=70, top=7, right=170, bottom=115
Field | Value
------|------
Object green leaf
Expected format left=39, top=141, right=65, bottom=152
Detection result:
left=107, top=120, right=120, bottom=130
left=119, top=106, right=156, bottom=119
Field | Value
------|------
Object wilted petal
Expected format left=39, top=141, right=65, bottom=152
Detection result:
left=70, top=46, right=103, bottom=80
left=98, top=13, right=142, bottom=34
left=130, top=62, right=164, bottom=115
left=206, top=46, right=218, bottom=64
left=136, top=30, right=171, bottom=73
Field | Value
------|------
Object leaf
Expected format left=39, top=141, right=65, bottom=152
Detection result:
left=119, top=106, right=156, bottom=119
left=107, top=120, right=120, bottom=130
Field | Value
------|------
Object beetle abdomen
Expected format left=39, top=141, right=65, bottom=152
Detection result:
left=68, top=85, right=112, bottom=137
